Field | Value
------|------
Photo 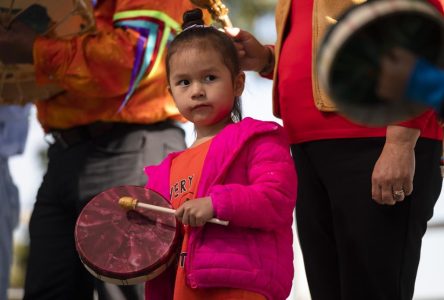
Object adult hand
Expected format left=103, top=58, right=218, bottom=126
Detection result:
left=175, top=196, right=215, bottom=227
left=377, top=47, right=417, bottom=102
left=0, top=21, right=37, bottom=64
left=224, top=27, right=272, bottom=73
left=371, top=126, right=418, bottom=205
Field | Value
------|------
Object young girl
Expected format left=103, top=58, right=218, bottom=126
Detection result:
left=144, top=9, right=297, bottom=300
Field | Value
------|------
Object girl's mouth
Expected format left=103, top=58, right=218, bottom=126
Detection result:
left=191, top=104, right=211, bottom=111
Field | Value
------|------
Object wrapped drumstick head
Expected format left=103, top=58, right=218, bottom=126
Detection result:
left=119, top=196, right=138, bottom=210
left=190, top=0, right=232, bottom=27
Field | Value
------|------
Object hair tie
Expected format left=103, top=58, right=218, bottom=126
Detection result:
left=183, top=24, right=206, bottom=32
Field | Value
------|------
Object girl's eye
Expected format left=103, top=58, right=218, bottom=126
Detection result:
left=204, top=75, right=216, bottom=82
left=177, top=79, right=190, bottom=86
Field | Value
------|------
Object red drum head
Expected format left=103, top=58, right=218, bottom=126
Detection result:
left=75, top=186, right=180, bottom=285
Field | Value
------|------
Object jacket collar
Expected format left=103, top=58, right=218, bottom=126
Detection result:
left=197, top=117, right=280, bottom=197
left=145, top=118, right=281, bottom=200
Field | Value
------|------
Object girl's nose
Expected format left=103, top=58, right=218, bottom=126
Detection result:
left=191, top=83, right=205, bottom=99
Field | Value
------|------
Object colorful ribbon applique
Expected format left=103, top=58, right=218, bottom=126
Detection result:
left=113, top=10, right=181, bottom=112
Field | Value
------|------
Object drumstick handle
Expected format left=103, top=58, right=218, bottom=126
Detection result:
left=219, top=15, right=232, bottom=28
left=136, top=202, right=229, bottom=226
left=135, top=202, right=176, bottom=214
left=119, top=197, right=229, bottom=226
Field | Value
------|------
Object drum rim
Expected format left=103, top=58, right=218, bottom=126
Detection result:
left=318, top=0, right=444, bottom=96
left=75, top=185, right=181, bottom=281
left=81, top=250, right=178, bottom=284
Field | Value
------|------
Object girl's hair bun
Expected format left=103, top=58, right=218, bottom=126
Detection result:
left=182, top=9, right=204, bottom=30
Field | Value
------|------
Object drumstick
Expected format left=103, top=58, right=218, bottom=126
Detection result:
left=190, top=0, right=233, bottom=28
left=3, top=0, right=16, bottom=29
left=119, top=197, right=229, bottom=226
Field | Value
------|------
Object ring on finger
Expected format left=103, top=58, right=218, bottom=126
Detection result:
left=393, top=189, right=405, bottom=199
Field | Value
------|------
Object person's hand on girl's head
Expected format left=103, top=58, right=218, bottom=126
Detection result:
left=377, top=47, right=417, bottom=102
left=175, top=196, right=215, bottom=227
left=224, top=27, right=271, bottom=73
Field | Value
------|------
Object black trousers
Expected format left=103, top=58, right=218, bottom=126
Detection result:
left=292, top=137, right=442, bottom=300
left=23, top=121, right=186, bottom=300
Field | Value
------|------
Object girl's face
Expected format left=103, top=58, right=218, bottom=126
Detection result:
left=168, top=46, right=244, bottom=129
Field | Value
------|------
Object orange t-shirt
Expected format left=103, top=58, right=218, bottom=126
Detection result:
left=170, top=139, right=265, bottom=300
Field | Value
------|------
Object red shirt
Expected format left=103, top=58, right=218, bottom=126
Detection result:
left=277, top=0, right=443, bottom=144
left=170, top=139, right=265, bottom=300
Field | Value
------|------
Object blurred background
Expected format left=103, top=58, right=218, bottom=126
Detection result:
left=6, top=0, right=444, bottom=299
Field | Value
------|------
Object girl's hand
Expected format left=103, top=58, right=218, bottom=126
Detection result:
left=175, top=197, right=215, bottom=227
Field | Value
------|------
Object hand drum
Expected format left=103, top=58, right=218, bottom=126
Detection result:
left=317, top=0, right=444, bottom=126
left=75, top=186, right=180, bottom=285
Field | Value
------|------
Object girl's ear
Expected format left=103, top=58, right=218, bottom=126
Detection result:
left=234, top=72, right=245, bottom=97
left=167, top=86, right=172, bottom=95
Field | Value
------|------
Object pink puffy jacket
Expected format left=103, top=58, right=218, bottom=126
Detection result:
left=144, top=117, right=297, bottom=300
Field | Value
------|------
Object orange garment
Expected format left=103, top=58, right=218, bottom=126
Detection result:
left=33, top=0, right=201, bottom=131
left=169, top=139, right=265, bottom=300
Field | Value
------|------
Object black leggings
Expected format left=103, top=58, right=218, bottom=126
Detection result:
left=292, top=137, right=442, bottom=300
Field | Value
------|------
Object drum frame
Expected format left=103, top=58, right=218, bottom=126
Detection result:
left=80, top=253, right=177, bottom=285
left=317, top=0, right=444, bottom=126
left=75, top=186, right=181, bottom=285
